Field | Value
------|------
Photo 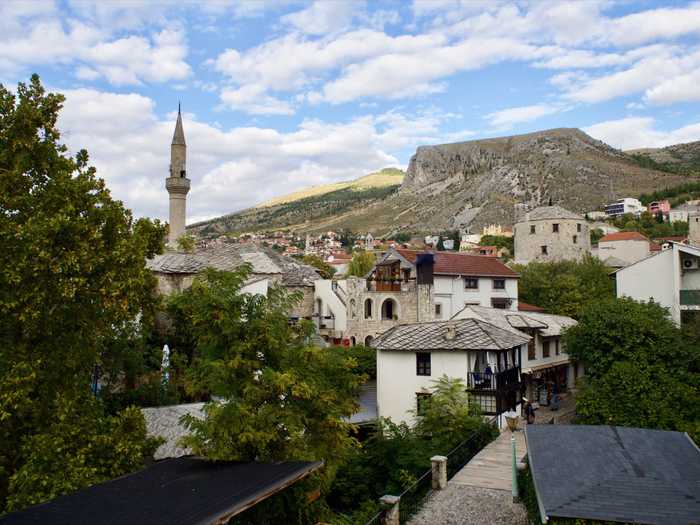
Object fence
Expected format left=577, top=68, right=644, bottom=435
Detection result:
left=364, top=416, right=499, bottom=524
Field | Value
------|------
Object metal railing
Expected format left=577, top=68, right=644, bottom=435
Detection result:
left=364, top=509, right=385, bottom=525
left=397, top=468, right=433, bottom=523
left=680, top=289, right=700, bottom=305
left=446, top=416, right=499, bottom=479
left=466, top=367, right=520, bottom=390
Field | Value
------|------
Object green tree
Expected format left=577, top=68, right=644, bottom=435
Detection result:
left=347, top=250, right=376, bottom=277
left=168, top=267, right=363, bottom=487
left=176, top=233, right=196, bottom=252
left=514, top=256, right=615, bottom=318
left=0, top=75, right=166, bottom=511
left=564, top=298, right=700, bottom=440
left=302, top=254, right=337, bottom=279
left=479, top=234, right=514, bottom=256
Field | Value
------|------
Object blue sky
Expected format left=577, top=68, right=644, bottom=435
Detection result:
left=4, top=1, right=700, bottom=222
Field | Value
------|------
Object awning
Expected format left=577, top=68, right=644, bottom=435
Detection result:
left=521, top=358, right=570, bottom=374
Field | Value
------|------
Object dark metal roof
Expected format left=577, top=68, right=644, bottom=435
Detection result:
left=372, top=318, right=530, bottom=351
left=525, top=425, right=700, bottom=525
left=0, top=457, right=323, bottom=525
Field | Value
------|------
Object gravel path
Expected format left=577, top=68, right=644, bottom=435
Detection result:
left=407, top=485, right=528, bottom=525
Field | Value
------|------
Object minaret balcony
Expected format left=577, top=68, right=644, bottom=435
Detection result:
left=166, top=176, right=190, bottom=195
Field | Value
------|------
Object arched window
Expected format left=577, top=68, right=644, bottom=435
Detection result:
left=349, top=299, right=356, bottom=319
left=381, top=298, right=398, bottom=320
left=350, top=336, right=356, bottom=346
left=365, top=335, right=374, bottom=346
left=364, top=298, right=373, bottom=319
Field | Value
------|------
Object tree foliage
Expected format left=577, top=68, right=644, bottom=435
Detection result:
left=302, top=254, right=337, bottom=279
left=0, top=75, right=167, bottom=511
left=167, top=267, right=364, bottom=486
left=514, top=256, right=615, bottom=318
left=347, top=250, right=376, bottom=277
left=564, top=298, right=700, bottom=440
left=609, top=212, right=688, bottom=239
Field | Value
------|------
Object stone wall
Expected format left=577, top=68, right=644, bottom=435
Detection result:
left=514, top=218, right=590, bottom=264
left=344, top=278, right=434, bottom=345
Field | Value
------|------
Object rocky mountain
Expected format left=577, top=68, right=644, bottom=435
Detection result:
left=627, top=141, right=700, bottom=174
left=190, top=129, right=695, bottom=237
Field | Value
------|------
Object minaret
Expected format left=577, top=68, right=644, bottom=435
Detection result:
left=166, top=103, right=190, bottom=246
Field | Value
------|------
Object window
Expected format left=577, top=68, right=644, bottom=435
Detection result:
left=543, top=340, right=551, bottom=358
left=493, top=279, right=505, bottom=289
left=464, top=277, right=479, bottom=289
left=552, top=223, right=559, bottom=233
left=541, top=245, right=548, bottom=255
left=491, top=298, right=509, bottom=309
left=528, top=339, right=536, bottom=360
left=364, top=298, right=373, bottom=319
left=381, top=298, right=397, bottom=320
left=577, top=223, right=582, bottom=233
left=555, top=339, right=560, bottom=355
left=416, top=352, right=431, bottom=376
left=573, top=235, right=578, bottom=244
left=435, top=304, right=442, bottom=318
left=530, top=225, right=536, bottom=234
left=416, top=393, right=432, bottom=416
left=471, top=394, right=497, bottom=414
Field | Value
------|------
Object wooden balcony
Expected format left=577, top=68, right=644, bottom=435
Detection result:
left=467, top=366, right=520, bottom=391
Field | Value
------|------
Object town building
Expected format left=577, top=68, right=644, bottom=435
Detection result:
left=513, top=205, right=590, bottom=264
left=147, top=111, right=320, bottom=319
left=670, top=202, right=700, bottom=224
left=615, top=241, right=700, bottom=326
left=313, top=248, right=519, bottom=346
left=597, top=231, right=653, bottom=266
left=648, top=199, right=671, bottom=217
left=604, top=197, right=645, bottom=218
left=372, top=318, right=530, bottom=427
left=585, top=210, right=608, bottom=221
left=482, top=224, right=513, bottom=237
left=691, top=213, right=700, bottom=246
left=526, top=425, right=700, bottom=525
left=451, top=305, right=580, bottom=404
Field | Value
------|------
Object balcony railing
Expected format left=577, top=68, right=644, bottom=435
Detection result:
left=680, top=289, right=700, bottom=306
left=366, top=280, right=415, bottom=292
left=467, top=366, right=520, bottom=390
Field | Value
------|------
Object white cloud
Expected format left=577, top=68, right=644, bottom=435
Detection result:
left=485, top=104, right=564, bottom=130
left=282, top=1, right=360, bottom=35
left=584, top=117, right=700, bottom=150
left=56, top=88, right=464, bottom=222
left=220, top=84, right=295, bottom=115
left=644, top=68, right=700, bottom=105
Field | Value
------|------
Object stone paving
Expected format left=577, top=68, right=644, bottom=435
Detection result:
left=407, top=426, right=528, bottom=525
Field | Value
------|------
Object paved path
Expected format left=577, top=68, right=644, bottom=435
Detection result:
left=451, top=427, right=527, bottom=491
left=407, top=427, right=528, bottom=525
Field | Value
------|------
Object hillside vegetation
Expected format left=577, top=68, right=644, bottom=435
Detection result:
left=191, top=129, right=698, bottom=237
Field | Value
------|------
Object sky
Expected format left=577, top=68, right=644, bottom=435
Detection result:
left=4, top=1, right=700, bottom=223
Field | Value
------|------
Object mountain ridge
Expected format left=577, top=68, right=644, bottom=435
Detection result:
left=190, top=128, right=698, bottom=237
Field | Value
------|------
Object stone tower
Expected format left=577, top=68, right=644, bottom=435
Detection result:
left=166, top=104, right=190, bottom=246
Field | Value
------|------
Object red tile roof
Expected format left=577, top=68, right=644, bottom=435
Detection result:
left=650, top=243, right=662, bottom=252
left=395, top=249, right=519, bottom=278
left=599, top=231, right=649, bottom=242
left=518, top=302, right=546, bottom=313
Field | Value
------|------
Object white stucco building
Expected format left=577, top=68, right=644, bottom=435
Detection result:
left=615, top=242, right=700, bottom=326
left=604, top=197, right=645, bottom=218
left=372, top=318, right=530, bottom=428
left=597, top=231, right=652, bottom=267
left=452, top=306, right=580, bottom=404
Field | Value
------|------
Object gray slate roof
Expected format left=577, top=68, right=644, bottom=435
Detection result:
left=526, top=425, right=700, bottom=525
left=518, top=205, right=583, bottom=222
left=141, top=402, right=205, bottom=460
left=147, top=243, right=320, bottom=287
left=453, top=305, right=576, bottom=338
left=372, top=318, right=530, bottom=351
left=347, top=380, right=377, bottom=425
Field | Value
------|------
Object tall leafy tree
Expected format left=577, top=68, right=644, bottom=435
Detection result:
left=514, top=256, right=615, bottom=318
left=302, top=254, right=336, bottom=279
left=347, top=250, right=376, bottom=277
left=0, top=75, right=165, bottom=511
left=169, top=267, right=363, bottom=486
left=564, top=298, right=700, bottom=440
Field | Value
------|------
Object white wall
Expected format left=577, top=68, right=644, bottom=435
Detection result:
left=314, top=279, right=348, bottom=331
left=377, top=350, right=469, bottom=425
left=521, top=332, right=570, bottom=374
left=241, top=279, right=269, bottom=296
left=598, top=239, right=650, bottom=265
left=433, top=275, right=518, bottom=319
left=616, top=249, right=677, bottom=322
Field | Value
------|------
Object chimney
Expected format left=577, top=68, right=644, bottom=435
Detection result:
left=445, top=322, right=456, bottom=341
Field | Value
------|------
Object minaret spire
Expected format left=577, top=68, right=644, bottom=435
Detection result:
left=166, top=104, right=190, bottom=246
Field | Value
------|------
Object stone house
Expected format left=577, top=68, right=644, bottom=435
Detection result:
left=313, top=248, right=519, bottom=346
left=597, top=231, right=652, bottom=267
left=147, top=242, right=320, bottom=319
left=513, top=205, right=590, bottom=264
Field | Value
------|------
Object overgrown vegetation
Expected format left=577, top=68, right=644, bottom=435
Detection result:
left=479, top=234, right=514, bottom=256
left=0, top=75, right=166, bottom=512
left=347, top=250, right=376, bottom=277
left=638, top=180, right=700, bottom=206
left=564, top=298, right=700, bottom=442
left=302, top=254, right=337, bottom=279
left=514, top=256, right=616, bottom=318
left=609, top=211, right=688, bottom=238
